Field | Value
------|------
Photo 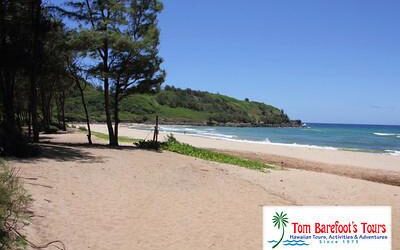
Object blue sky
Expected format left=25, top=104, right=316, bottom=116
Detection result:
left=52, top=0, right=400, bottom=125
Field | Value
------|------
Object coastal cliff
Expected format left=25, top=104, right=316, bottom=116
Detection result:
left=65, top=85, right=301, bottom=127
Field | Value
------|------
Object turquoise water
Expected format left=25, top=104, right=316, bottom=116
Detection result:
left=131, top=123, right=400, bottom=155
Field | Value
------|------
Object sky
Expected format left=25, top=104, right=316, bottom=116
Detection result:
left=52, top=0, right=400, bottom=125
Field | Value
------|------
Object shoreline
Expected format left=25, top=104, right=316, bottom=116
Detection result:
left=122, top=123, right=400, bottom=156
left=103, top=120, right=303, bottom=128
left=84, top=123, right=400, bottom=183
left=11, top=132, right=400, bottom=249
left=170, top=132, right=400, bottom=156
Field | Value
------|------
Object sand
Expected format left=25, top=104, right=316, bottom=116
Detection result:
left=90, top=123, right=400, bottom=172
left=9, top=130, right=400, bottom=249
left=88, top=123, right=400, bottom=185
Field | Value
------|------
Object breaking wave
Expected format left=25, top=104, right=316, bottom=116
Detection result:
left=373, top=132, right=397, bottom=136
left=385, top=150, right=400, bottom=156
left=127, top=124, right=400, bottom=155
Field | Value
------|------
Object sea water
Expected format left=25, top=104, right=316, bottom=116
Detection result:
left=129, top=123, right=400, bottom=155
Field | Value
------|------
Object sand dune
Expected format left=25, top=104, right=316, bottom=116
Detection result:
left=9, top=132, right=399, bottom=249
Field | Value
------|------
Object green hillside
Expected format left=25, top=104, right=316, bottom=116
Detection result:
left=65, top=85, right=301, bottom=127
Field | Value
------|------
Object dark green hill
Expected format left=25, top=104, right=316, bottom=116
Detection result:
left=65, top=85, right=301, bottom=127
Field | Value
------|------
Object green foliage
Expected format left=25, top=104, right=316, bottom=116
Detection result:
left=61, top=0, right=165, bottom=146
left=65, top=85, right=293, bottom=125
left=161, top=134, right=275, bottom=170
left=79, top=130, right=139, bottom=144
left=0, top=162, right=31, bottom=249
left=43, top=125, right=59, bottom=134
left=78, top=126, right=87, bottom=131
left=135, top=140, right=161, bottom=151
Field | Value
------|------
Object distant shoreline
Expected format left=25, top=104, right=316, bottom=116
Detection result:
left=133, top=120, right=303, bottom=128
left=83, top=123, right=400, bottom=186
left=123, top=123, right=399, bottom=156
left=86, top=123, right=400, bottom=171
left=72, top=120, right=303, bottom=128
left=73, top=122, right=400, bottom=155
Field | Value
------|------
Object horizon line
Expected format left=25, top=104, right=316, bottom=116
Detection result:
left=306, top=122, right=400, bottom=126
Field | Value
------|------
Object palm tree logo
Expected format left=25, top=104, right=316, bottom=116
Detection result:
left=272, top=211, right=288, bottom=248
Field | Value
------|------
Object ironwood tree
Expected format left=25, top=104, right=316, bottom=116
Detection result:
left=61, top=0, right=165, bottom=146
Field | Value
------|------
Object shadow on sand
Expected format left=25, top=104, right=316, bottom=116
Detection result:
left=12, top=141, right=139, bottom=164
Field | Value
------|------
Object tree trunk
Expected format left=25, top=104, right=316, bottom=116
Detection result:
left=56, top=95, right=61, bottom=128
left=113, top=87, right=120, bottom=146
left=46, top=92, right=53, bottom=128
left=30, top=72, right=39, bottom=142
left=60, top=90, right=66, bottom=131
left=39, top=82, right=54, bottom=131
left=28, top=111, right=32, bottom=138
left=102, top=42, right=117, bottom=146
left=40, top=88, right=50, bottom=130
left=0, top=70, right=21, bottom=155
left=30, top=0, right=41, bottom=143
left=76, top=82, right=92, bottom=144
left=104, top=78, right=116, bottom=145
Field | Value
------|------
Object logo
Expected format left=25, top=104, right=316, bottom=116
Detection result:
left=263, top=206, right=391, bottom=250
left=271, top=211, right=289, bottom=248
left=269, top=211, right=310, bottom=248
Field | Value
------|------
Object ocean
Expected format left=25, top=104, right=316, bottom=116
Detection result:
left=129, top=123, right=400, bottom=156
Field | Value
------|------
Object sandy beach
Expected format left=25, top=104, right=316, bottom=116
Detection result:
left=89, top=123, right=400, bottom=185
left=8, top=127, right=399, bottom=249
left=2, top=0, right=399, bottom=249
left=90, top=123, right=400, bottom=171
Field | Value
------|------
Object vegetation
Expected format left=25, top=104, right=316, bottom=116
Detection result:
left=0, top=0, right=299, bottom=154
left=135, top=140, right=162, bottom=151
left=61, top=0, right=164, bottom=146
left=83, top=129, right=276, bottom=171
left=159, top=134, right=276, bottom=171
left=65, top=85, right=300, bottom=126
left=0, top=0, right=285, bottom=247
left=0, top=0, right=165, bottom=153
left=0, top=0, right=64, bottom=155
left=0, top=162, right=30, bottom=249
left=78, top=127, right=139, bottom=144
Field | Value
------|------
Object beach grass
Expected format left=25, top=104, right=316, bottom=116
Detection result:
left=0, top=160, right=31, bottom=249
left=92, top=131, right=139, bottom=144
left=78, top=127, right=140, bottom=144
left=161, top=135, right=276, bottom=171
left=78, top=127, right=276, bottom=171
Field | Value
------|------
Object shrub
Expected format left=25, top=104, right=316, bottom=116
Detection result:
left=135, top=140, right=161, bottom=151
left=43, top=125, right=59, bottom=134
left=0, top=162, right=31, bottom=249
left=78, top=126, right=87, bottom=131
left=165, top=133, right=177, bottom=143
left=161, top=135, right=275, bottom=170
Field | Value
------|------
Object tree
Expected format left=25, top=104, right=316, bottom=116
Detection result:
left=29, top=0, right=45, bottom=143
left=0, top=0, right=39, bottom=154
left=38, top=19, right=72, bottom=132
left=61, top=0, right=164, bottom=146
left=110, top=0, right=165, bottom=144
left=66, top=55, right=93, bottom=144
left=0, top=0, right=73, bottom=155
